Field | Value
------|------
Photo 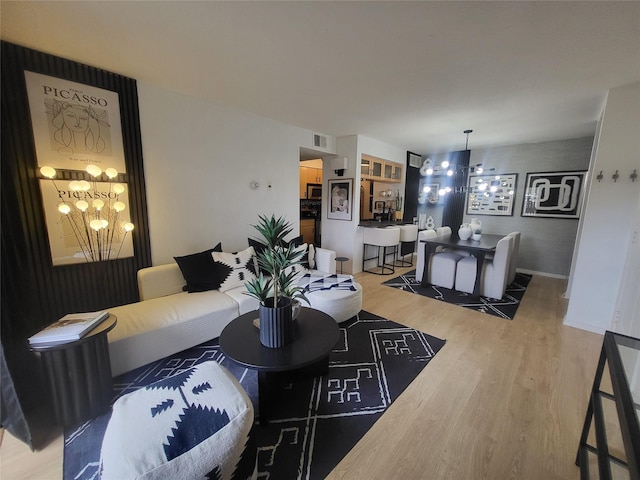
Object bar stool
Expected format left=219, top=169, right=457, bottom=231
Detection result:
left=362, top=227, right=400, bottom=275
left=396, top=224, right=419, bottom=267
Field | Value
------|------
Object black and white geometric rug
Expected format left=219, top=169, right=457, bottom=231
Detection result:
left=383, top=270, right=532, bottom=320
left=63, top=310, right=445, bottom=480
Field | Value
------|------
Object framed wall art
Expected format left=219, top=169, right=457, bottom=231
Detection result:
left=521, top=171, right=586, bottom=218
left=418, top=181, right=440, bottom=205
left=24, top=70, right=127, bottom=172
left=328, top=178, right=353, bottom=220
left=466, top=173, right=517, bottom=216
left=39, top=179, right=134, bottom=265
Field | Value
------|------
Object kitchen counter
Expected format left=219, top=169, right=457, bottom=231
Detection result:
left=359, top=220, right=412, bottom=228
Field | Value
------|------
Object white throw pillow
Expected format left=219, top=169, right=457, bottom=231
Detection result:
left=212, top=246, right=257, bottom=292
left=283, top=243, right=309, bottom=283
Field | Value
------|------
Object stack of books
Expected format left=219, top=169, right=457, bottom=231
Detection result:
left=28, top=310, right=110, bottom=347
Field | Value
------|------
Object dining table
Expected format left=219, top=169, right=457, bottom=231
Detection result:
left=420, top=233, right=506, bottom=296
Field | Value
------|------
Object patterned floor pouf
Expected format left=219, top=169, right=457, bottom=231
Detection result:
left=100, top=361, right=256, bottom=480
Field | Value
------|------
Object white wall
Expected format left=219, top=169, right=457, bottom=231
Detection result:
left=468, top=137, right=593, bottom=276
left=564, top=82, right=640, bottom=334
left=138, top=82, right=327, bottom=264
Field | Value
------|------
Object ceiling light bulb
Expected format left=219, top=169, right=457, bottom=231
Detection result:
left=124, top=222, right=134, bottom=232
left=105, top=168, right=118, bottom=179
left=75, top=200, right=89, bottom=212
left=478, top=183, right=487, bottom=191
left=441, top=160, right=449, bottom=168
left=509, top=189, right=515, bottom=195
left=40, top=166, right=56, bottom=178
left=476, top=167, right=483, bottom=174
left=445, top=186, right=452, bottom=193
left=78, top=180, right=91, bottom=191
left=495, top=175, right=501, bottom=180
left=113, top=201, right=126, bottom=212
left=490, top=185, right=498, bottom=193
left=92, top=199, right=104, bottom=210
left=113, top=184, right=125, bottom=194
left=69, top=181, right=81, bottom=191
left=447, top=169, right=454, bottom=176
left=438, top=188, right=446, bottom=196
left=57, top=203, right=70, bottom=214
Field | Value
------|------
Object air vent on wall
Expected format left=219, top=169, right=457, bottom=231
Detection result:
left=313, top=134, right=327, bottom=148
left=408, top=152, right=422, bottom=168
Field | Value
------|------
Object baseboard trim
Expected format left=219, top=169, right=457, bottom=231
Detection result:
left=562, top=318, right=606, bottom=335
left=517, top=268, right=568, bottom=280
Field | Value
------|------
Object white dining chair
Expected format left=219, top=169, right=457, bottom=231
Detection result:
left=506, top=231, right=521, bottom=285
left=454, top=235, right=514, bottom=299
left=416, top=228, right=463, bottom=289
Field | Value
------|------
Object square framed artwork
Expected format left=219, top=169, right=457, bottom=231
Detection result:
left=328, top=178, right=353, bottom=220
left=466, top=173, right=517, bottom=216
left=39, top=179, right=134, bottom=265
left=24, top=70, right=127, bottom=172
left=418, top=181, right=440, bottom=205
left=521, top=171, right=586, bottom=218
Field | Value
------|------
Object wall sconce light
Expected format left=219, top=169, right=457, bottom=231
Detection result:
left=39, top=164, right=134, bottom=262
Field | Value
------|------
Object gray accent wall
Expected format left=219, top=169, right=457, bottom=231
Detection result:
left=468, top=136, right=594, bottom=277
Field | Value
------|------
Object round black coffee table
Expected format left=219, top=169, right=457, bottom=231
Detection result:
left=219, top=307, right=339, bottom=424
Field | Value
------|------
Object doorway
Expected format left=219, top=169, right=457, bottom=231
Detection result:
left=299, top=148, right=325, bottom=245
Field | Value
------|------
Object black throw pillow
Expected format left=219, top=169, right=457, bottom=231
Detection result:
left=174, top=243, right=224, bottom=292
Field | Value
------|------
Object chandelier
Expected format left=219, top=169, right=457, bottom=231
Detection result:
left=39, top=164, right=134, bottom=263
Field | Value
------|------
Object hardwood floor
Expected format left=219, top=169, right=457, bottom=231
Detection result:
left=0, top=266, right=603, bottom=480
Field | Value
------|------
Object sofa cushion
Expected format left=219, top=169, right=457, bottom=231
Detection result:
left=174, top=243, right=224, bottom=293
left=212, top=246, right=257, bottom=293
left=223, top=286, right=260, bottom=315
left=107, top=290, right=241, bottom=376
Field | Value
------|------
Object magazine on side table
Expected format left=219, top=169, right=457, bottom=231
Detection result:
left=28, top=310, right=110, bottom=346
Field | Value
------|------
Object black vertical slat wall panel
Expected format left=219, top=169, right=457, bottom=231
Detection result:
left=442, top=150, right=470, bottom=230
left=1, top=41, right=151, bottom=445
left=403, top=151, right=422, bottom=223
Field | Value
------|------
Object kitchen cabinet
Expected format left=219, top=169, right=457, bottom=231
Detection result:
left=361, top=155, right=371, bottom=179
left=390, top=163, right=403, bottom=182
left=360, top=154, right=403, bottom=183
left=300, top=218, right=315, bottom=245
left=300, top=167, right=323, bottom=198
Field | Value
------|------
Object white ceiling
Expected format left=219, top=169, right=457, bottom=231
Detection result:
left=2, top=1, right=639, bottom=154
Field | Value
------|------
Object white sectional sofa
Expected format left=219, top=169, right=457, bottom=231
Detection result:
left=107, top=247, right=362, bottom=376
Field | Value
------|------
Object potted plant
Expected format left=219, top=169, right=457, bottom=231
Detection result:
left=244, top=214, right=308, bottom=347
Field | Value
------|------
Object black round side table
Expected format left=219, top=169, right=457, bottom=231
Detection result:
left=335, top=256, right=349, bottom=274
left=31, top=315, right=117, bottom=427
